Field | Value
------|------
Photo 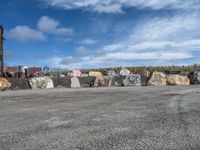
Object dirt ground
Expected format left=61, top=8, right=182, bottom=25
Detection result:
left=1, top=86, right=200, bottom=150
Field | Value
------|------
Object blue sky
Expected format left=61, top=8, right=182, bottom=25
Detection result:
left=1, top=0, right=200, bottom=69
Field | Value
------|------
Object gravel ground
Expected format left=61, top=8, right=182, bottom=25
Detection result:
left=0, top=86, right=200, bottom=150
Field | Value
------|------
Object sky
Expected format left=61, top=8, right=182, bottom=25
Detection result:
left=1, top=0, right=200, bottom=69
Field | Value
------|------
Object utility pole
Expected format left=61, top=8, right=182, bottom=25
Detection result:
left=0, top=25, right=4, bottom=75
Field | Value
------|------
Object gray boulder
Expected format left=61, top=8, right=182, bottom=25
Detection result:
left=188, top=71, right=200, bottom=84
left=108, top=76, right=123, bottom=87
left=78, top=77, right=96, bottom=87
left=52, top=77, right=71, bottom=88
left=122, top=74, right=141, bottom=87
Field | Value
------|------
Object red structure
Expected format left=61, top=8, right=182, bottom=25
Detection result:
left=4, top=66, right=42, bottom=78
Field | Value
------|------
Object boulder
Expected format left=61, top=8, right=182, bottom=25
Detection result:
left=132, top=70, right=148, bottom=86
left=78, top=77, right=96, bottom=87
left=52, top=77, right=71, bottom=88
left=103, top=70, right=116, bottom=77
left=122, top=74, right=141, bottom=87
left=94, top=76, right=109, bottom=87
left=139, top=73, right=148, bottom=86
left=108, top=76, right=123, bottom=87
left=166, top=74, right=190, bottom=85
left=120, top=69, right=130, bottom=76
left=188, top=71, right=200, bottom=84
left=71, top=77, right=81, bottom=88
left=7, top=78, right=31, bottom=90
left=148, top=72, right=167, bottom=86
left=89, top=71, right=103, bottom=77
left=29, top=77, right=54, bottom=89
left=0, top=77, right=11, bottom=91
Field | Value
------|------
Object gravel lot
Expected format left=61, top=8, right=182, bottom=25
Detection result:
left=1, top=86, right=200, bottom=150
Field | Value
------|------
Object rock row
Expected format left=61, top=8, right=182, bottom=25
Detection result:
left=0, top=70, right=199, bottom=91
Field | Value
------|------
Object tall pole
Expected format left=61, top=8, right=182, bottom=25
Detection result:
left=0, top=25, right=4, bottom=75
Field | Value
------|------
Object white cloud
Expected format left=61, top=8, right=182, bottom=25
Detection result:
left=57, top=13, right=200, bottom=68
left=37, top=16, right=73, bottom=36
left=102, top=43, right=124, bottom=51
left=101, top=51, right=192, bottom=60
left=45, top=50, right=193, bottom=69
left=6, top=16, right=74, bottom=43
left=6, top=26, right=46, bottom=42
left=76, top=46, right=89, bottom=56
left=40, top=0, right=200, bottom=13
left=93, top=4, right=123, bottom=13
left=81, top=39, right=98, bottom=45
left=100, top=13, right=200, bottom=53
left=60, top=56, right=77, bottom=65
left=132, top=13, right=200, bottom=42
left=37, top=5, right=200, bottom=68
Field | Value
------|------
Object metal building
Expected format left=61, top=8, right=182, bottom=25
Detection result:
left=0, top=25, right=4, bottom=75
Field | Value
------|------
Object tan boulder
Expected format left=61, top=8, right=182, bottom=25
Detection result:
left=89, top=71, right=102, bottom=77
left=166, top=74, right=190, bottom=85
left=0, top=77, right=11, bottom=91
left=148, top=71, right=167, bottom=86
left=94, top=76, right=109, bottom=87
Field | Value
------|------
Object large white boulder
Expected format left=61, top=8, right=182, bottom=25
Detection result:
left=120, top=69, right=130, bottom=76
left=29, top=77, right=54, bottom=89
left=71, top=77, right=81, bottom=88
left=148, top=72, right=167, bottom=86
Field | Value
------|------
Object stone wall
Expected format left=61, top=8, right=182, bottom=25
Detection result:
left=2, top=71, right=200, bottom=91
